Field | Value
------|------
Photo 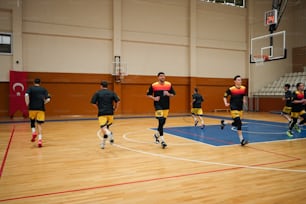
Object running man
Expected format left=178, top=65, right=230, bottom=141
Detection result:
left=220, top=75, right=248, bottom=146
left=25, top=78, right=51, bottom=147
left=286, top=82, right=306, bottom=137
left=281, top=83, right=292, bottom=122
left=147, top=72, right=176, bottom=149
left=191, top=88, right=205, bottom=129
left=91, top=81, right=120, bottom=149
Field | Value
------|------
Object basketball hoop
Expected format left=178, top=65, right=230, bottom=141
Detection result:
left=253, top=55, right=269, bottom=66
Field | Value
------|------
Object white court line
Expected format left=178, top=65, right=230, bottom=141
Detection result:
left=113, top=143, right=306, bottom=173
left=103, top=129, right=306, bottom=174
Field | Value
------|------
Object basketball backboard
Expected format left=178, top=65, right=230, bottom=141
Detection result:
left=250, top=30, right=286, bottom=63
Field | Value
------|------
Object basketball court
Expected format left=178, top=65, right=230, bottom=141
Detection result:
left=1, top=112, right=306, bottom=203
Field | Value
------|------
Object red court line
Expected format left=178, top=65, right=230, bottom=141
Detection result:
left=0, top=126, right=15, bottom=178
left=0, top=157, right=300, bottom=203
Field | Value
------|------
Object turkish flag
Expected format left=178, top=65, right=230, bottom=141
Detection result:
left=9, top=70, right=28, bottom=118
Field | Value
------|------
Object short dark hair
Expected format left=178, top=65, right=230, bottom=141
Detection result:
left=100, top=81, right=108, bottom=88
left=296, top=82, right=303, bottom=88
left=34, top=78, right=41, bottom=84
left=234, top=75, right=241, bottom=80
left=284, top=83, right=290, bottom=89
left=194, top=88, right=198, bottom=93
left=157, top=72, right=165, bottom=77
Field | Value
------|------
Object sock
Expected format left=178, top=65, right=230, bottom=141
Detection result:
left=160, top=136, right=165, bottom=142
left=38, top=134, right=42, bottom=140
left=238, top=135, right=243, bottom=142
left=32, top=128, right=36, bottom=133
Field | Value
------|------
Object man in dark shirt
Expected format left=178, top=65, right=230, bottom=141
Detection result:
left=91, top=81, right=120, bottom=149
left=281, top=83, right=292, bottom=122
left=220, top=75, right=248, bottom=146
left=147, top=72, right=175, bottom=149
left=25, top=78, right=50, bottom=147
left=191, top=88, right=205, bottom=129
left=286, top=82, right=306, bottom=137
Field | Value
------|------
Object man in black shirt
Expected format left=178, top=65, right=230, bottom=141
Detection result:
left=191, top=88, right=205, bottom=129
left=91, top=81, right=120, bottom=149
left=147, top=72, right=175, bottom=148
left=25, top=78, right=50, bottom=147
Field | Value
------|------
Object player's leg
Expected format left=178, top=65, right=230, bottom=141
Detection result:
left=287, top=112, right=298, bottom=137
left=36, top=111, right=45, bottom=147
left=191, top=108, right=198, bottom=126
left=98, top=116, right=112, bottom=149
left=232, top=110, right=247, bottom=145
left=197, top=108, right=205, bottom=129
left=281, top=106, right=292, bottom=122
left=107, top=116, right=114, bottom=144
left=159, top=110, right=169, bottom=148
left=154, top=110, right=163, bottom=144
left=29, top=111, right=38, bottom=142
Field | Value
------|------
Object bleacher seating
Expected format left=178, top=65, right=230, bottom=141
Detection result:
left=255, top=72, right=306, bottom=96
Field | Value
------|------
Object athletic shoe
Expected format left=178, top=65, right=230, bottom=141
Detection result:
left=31, top=132, right=37, bottom=142
left=201, top=124, right=205, bottom=129
left=161, top=141, right=167, bottom=149
left=100, top=142, right=105, bottom=149
left=240, top=139, right=248, bottom=146
left=220, top=120, right=225, bottom=130
left=109, top=133, right=114, bottom=144
left=294, top=124, right=301, bottom=133
left=38, top=139, right=42, bottom=148
left=286, top=130, right=293, bottom=137
left=154, top=133, right=160, bottom=144
left=194, top=120, right=198, bottom=127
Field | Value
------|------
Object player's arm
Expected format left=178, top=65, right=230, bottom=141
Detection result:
left=44, top=92, right=51, bottom=104
left=113, top=95, right=120, bottom=111
left=223, top=91, right=230, bottom=107
left=164, top=86, right=175, bottom=97
left=25, top=93, right=30, bottom=106
left=147, top=86, right=160, bottom=101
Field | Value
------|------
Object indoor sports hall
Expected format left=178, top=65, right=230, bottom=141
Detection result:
left=0, top=0, right=306, bottom=203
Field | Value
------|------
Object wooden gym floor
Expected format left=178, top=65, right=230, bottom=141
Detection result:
left=0, top=112, right=305, bottom=203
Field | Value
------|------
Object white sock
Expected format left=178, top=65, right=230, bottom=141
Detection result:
left=160, top=136, right=165, bottom=142
left=38, top=134, right=42, bottom=140
left=238, top=135, right=243, bottom=142
left=31, top=128, right=36, bottom=133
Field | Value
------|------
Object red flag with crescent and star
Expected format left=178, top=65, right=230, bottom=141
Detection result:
left=9, top=70, right=28, bottom=118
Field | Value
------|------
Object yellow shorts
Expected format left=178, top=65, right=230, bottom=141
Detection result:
left=282, top=106, right=292, bottom=114
left=230, top=110, right=243, bottom=119
left=155, top=110, right=169, bottom=118
left=98, top=115, right=114, bottom=127
left=191, top=108, right=203, bottom=115
left=29, top=110, right=45, bottom=122
left=291, top=110, right=306, bottom=119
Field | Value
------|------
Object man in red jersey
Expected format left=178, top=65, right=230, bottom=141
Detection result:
left=147, top=72, right=176, bottom=149
left=220, top=75, right=248, bottom=146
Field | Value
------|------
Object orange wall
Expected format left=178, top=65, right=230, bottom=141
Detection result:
left=1, top=72, right=282, bottom=118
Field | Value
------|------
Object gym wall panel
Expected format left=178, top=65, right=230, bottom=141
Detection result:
left=22, top=0, right=112, bottom=30
left=196, top=48, right=246, bottom=78
left=122, top=41, right=189, bottom=76
left=22, top=34, right=113, bottom=74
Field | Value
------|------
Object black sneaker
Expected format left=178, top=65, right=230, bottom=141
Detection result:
left=240, top=139, right=248, bottom=146
left=201, top=124, right=205, bottom=129
left=161, top=141, right=167, bottom=149
left=154, top=133, right=160, bottom=144
left=221, top=120, right=225, bottom=130
left=109, top=132, right=114, bottom=144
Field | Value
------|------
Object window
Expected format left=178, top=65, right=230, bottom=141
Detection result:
left=0, top=33, right=12, bottom=54
left=200, top=0, right=245, bottom=8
